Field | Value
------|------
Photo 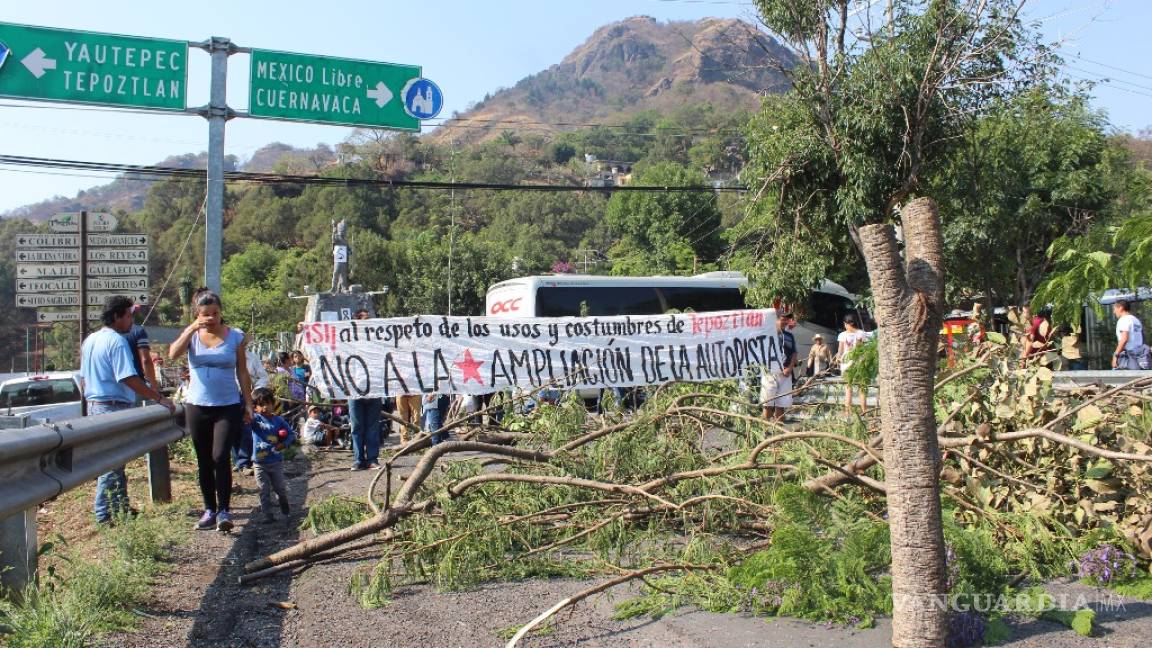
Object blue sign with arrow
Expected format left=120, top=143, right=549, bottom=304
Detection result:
left=401, top=77, right=443, bottom=120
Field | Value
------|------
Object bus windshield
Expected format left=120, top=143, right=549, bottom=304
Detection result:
left=535, top=286, right=746, bottom=317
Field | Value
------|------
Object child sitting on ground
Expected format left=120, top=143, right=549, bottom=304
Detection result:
left=248, top=387, right=295, bottom=523
left=300, top=405, right=340, bottom=446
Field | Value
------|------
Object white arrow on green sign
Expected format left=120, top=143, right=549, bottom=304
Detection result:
left=0, top=22, right=187, bottom=110
left=248, top=49, right=420, bottom=130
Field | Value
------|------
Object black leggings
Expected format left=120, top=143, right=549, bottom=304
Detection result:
left=186, top=403, right=244, bottom=512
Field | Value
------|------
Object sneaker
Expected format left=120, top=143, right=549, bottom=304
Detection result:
left=351, top=463, right=366, bottom=472
left=280, top=499, right=290, bottom=516
left=195, top=510, right=216, bottom=530
left=367, top=463, right=381, bottom=470
left=216, top=509, right=233, bottom=532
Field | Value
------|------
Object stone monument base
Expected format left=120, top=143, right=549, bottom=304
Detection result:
left=303, top=292, right=376, bottom=323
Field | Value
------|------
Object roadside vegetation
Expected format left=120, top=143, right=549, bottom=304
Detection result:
left=236, top=334, right=1152, bottom=646
left=0, top=507, right=186, bottom=647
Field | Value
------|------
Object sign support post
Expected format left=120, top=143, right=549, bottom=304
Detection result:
left=79, top=211, right=89, bottom=343
left=196, top=37, right=238, bottom=295
left=79, top=211, right=88, bottom=416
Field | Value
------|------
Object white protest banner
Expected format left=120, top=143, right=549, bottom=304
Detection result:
left=300, top=309, right=783, bottom=399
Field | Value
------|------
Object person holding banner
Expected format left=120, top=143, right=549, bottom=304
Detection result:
left=423, top=393, right=452, bottom=444
left=169, top=289, right=254, bottom=533
left=761, top=312, right=797, bottom=421
left=348, top=309, right=383, bottom=470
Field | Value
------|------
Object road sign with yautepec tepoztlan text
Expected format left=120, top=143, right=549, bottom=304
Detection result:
left=0, top=22, right=186, bottom=110
left=248, top=49, right=420, bottom=130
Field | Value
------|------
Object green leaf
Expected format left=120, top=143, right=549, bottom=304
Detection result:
left=984, top=617, right=1013, bottom=644
left=1086, top=251, right=1113, bottom=268
left=1084, top=461, right=1113, bottom=479
left=1112, top=577, right=1152, bottom=600
left=1041, top=609, right=1096, bottom=637
left=986, top=331, right=1007, bottom=345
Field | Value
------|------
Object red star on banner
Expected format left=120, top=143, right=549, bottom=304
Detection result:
left=454, top=349, right=485, bottom=384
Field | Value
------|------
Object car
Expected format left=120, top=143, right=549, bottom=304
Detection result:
left=0, top=372, right=83, bottom=426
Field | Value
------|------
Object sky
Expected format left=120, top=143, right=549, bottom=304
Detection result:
left=0, top=0, right=1148, bottom=213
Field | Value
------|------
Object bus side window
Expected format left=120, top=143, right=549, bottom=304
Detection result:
left=660, top=287, right=746, bottom=312
left=808, top=292, right=855, bottom=330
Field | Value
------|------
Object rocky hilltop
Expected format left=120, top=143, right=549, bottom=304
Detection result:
left=430, top=16, right=795, bottom=144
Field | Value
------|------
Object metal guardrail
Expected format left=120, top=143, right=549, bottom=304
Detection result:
left=0, top=404, right=185, bottom=520
left=1053, top=370, right=1152, bottom=390
left=0, top=404, right=184, bottom=597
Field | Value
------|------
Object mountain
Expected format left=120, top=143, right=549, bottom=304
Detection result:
left=429, top=16, right=796, bottom=145
left=1, top=144, right=333, bottom=222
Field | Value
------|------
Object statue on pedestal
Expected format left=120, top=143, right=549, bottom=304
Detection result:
left=330, top=219, right=350, bottom=294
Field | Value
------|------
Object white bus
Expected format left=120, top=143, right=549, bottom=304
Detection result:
left=485, top=272, right=864, bottom=377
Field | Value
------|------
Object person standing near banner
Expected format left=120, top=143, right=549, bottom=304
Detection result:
left=83, top=296, right=175, bottom=525
left=348, top=309, right=383, bottom=470
left=169, top=289, right=254, bottom=532
left=396, top=393, right=421, bottom=444
left=761, top=312, right=797, bottom=421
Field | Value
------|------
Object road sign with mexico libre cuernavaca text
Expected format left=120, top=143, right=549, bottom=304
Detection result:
left=0, top=22, right=186, bottom=110
left=248, top=49, right=421, bottom=130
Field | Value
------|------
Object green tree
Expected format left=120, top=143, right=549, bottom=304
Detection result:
left=497, top=129, right=522, bottom=151
left=1033, top=202, right=1152, bottom=326
left=605, top=162, right=722, bottom=275
left=930, top=88, right=1128, bottom=305
left=741, top=1, right=1046, bottom=644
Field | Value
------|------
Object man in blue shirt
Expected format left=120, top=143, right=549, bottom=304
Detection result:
left=81, top=296, right=175, bottom=525
left=761, top=311, right=798, bottom=421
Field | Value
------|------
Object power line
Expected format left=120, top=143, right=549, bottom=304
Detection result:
left=1065, top=65, right=1152, bottom=94
left=0, top=154, right=749, bottom=193
left=1064, top=73, right=1152, bottom=100
left=1072, top=55, right=1152, bottom=83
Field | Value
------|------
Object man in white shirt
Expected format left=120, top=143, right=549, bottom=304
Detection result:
left=1112, top=300, right=1149, bottom=370
left=247, top=349, right=270, bottom=388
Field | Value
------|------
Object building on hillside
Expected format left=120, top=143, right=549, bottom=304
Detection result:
left=583, top=155, right=634, bottom=187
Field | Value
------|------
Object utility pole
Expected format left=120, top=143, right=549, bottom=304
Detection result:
left=195, top=37, right=240, bottom=294
left=575, top=249, right=599, bottom=274
left=447, top=147, right=457, bottom=316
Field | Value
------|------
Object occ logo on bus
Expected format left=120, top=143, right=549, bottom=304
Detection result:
left=489, top=298, right=522, bottom=315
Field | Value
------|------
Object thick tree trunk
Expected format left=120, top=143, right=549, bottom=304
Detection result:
left=859, top=198, right=949, bottom=647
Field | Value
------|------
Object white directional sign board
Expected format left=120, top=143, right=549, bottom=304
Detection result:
left=17, top=263, right=150, bottom=278
left=36, top=311, right=91, bottom=323
left=16, top=292, right=149, bottom=308
left=49, top=212, right=117, bottom=232
left=15, top=277, right=149, bottom=292
left=15, top=233, right=149, bottom=247
left=16, top=278, right=77, bottom=293
left=15, top=248, right=150, bottom=263
left=87, top=277, right=149, bottom=291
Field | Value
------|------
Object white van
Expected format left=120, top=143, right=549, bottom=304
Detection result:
left=485, top=272, right=863, bottom=378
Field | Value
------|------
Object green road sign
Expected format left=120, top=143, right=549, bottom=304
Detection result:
left=0, top=22, right=186, bottom=110
left=249, top=49, right=420, bottom=130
